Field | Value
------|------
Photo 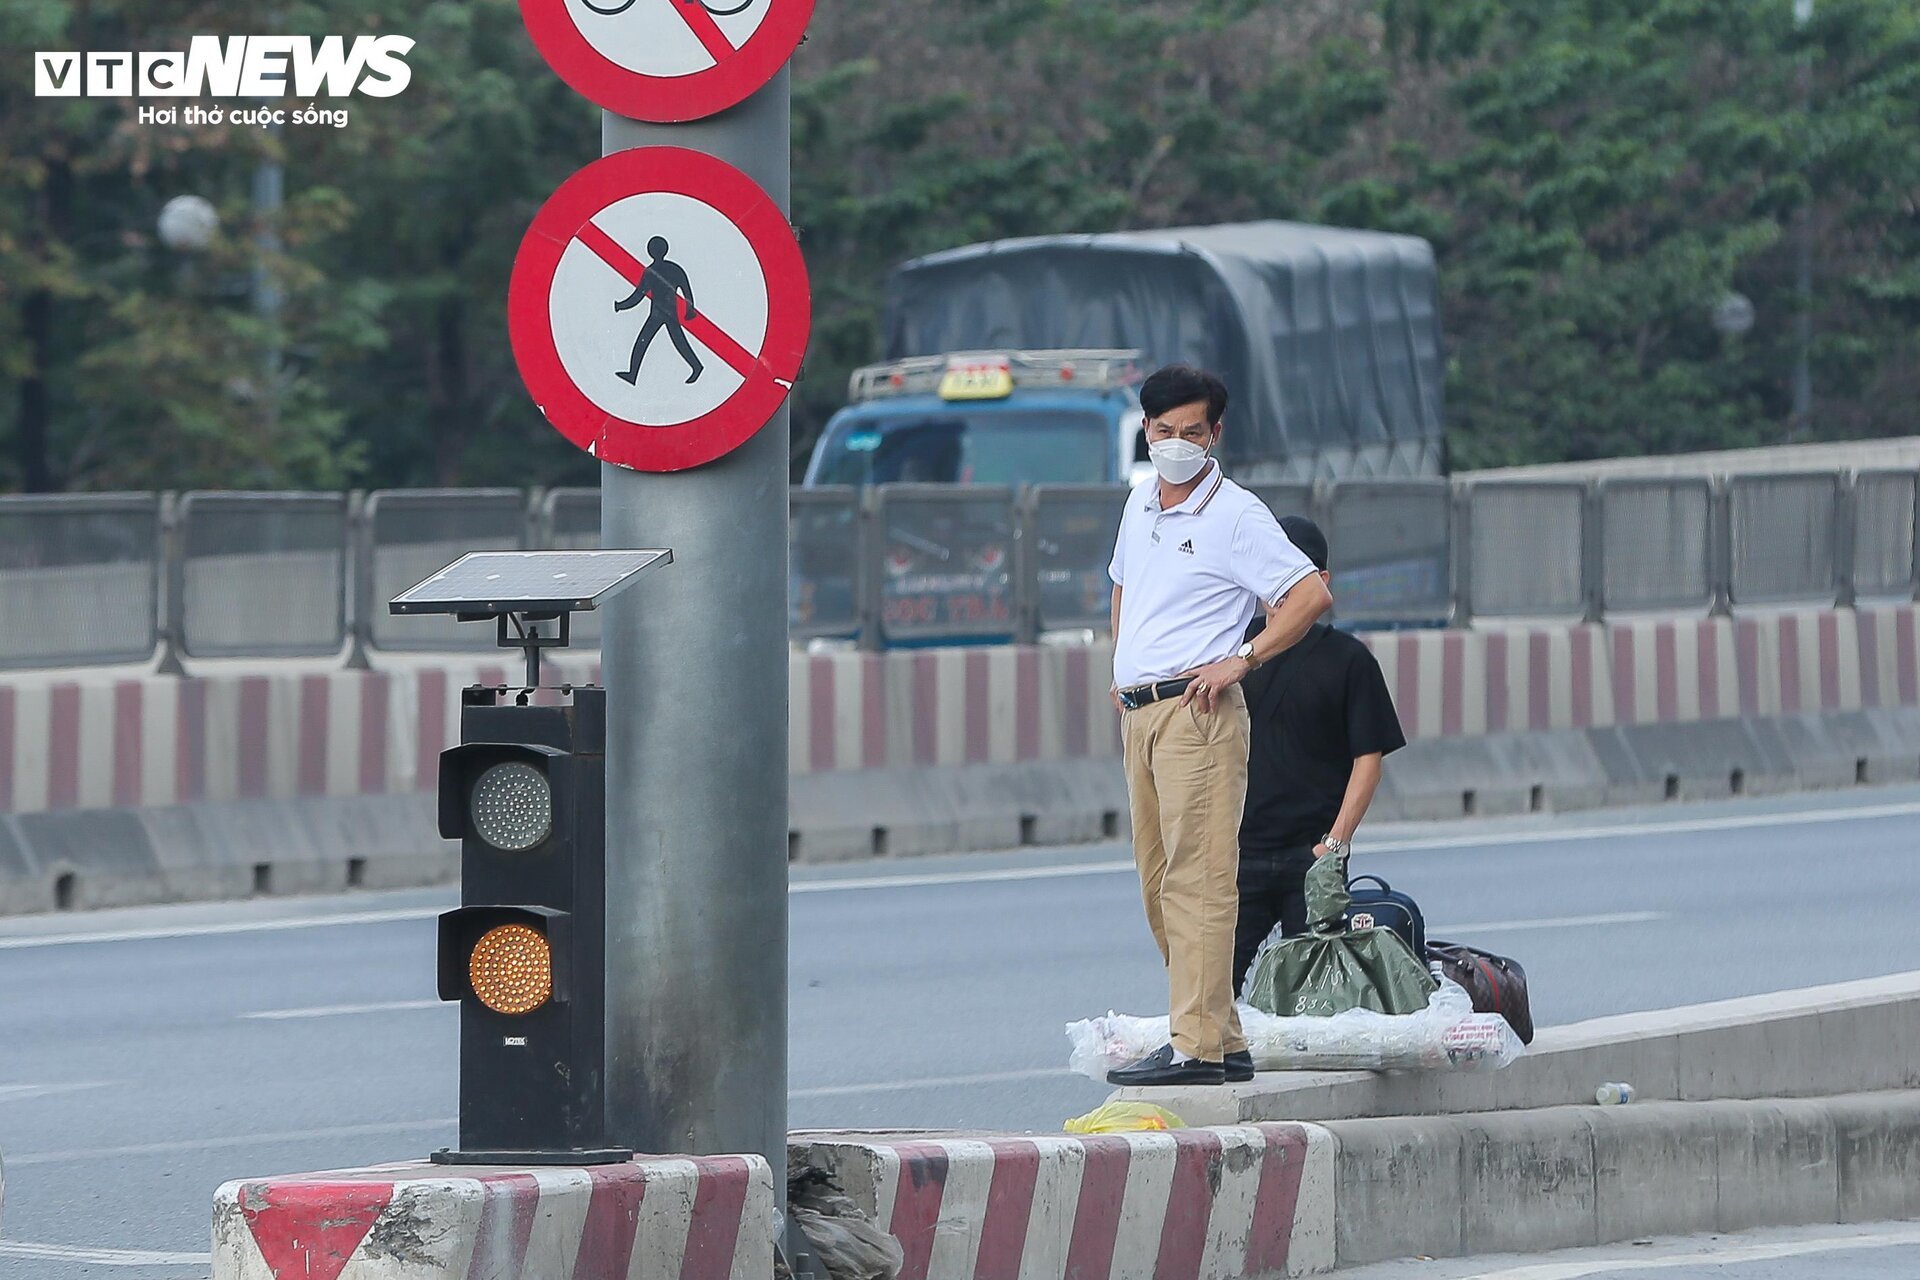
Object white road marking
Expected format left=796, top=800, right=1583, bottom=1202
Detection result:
left=1442, top=1223, right=1920, bottom=1279
left=3, top=795, right=1915, bottom=950
left=1440, top=911, right=1665, bottom=934
left=0, top=906, right=444, bottom=950
left=0, top=1239, right=210, bottom=1266
left=0, top=1080, right=112, bottom=1103
left=244, top=998, right=446, bottom=1020
left=7, top=1117, right=456, bottom=1166
left=790, top=1067, right=1073, bottom=1099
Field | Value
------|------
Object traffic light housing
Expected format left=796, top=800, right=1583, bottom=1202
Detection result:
left=431, top=685, right=628, bottom=1164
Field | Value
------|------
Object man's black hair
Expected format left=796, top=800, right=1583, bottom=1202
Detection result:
left=1279, top=515, right=1329, bottom=572
left=1140, top=364, right=1228, bottom=425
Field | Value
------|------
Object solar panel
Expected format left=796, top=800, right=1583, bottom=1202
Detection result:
left=389, top=550, right=671, bottom=616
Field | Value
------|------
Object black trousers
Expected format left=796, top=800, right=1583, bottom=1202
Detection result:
left=1234, top=845, right=1318, bottom=994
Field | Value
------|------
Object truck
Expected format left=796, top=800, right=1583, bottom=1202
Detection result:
left=794, top=221, right=1447, bottom=645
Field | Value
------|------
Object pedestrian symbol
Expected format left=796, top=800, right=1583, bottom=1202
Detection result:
left=519, top=0, right=814, bottom=122
left=509, top=147, right=810, bottom=473
left=615, top=237, right=703, bottom=385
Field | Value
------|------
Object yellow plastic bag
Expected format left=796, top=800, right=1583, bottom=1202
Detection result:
left=1064, top=1101, right=1186, bottom=1134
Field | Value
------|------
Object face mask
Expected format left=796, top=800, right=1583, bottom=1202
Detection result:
left=1148, top=437, right=1210, bottom=485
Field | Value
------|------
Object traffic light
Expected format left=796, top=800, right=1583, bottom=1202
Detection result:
left=431, top=684, right=628, bottom=1164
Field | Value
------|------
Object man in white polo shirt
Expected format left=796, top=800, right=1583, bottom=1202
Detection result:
left=1106, top=365, right=1331, bottom=1087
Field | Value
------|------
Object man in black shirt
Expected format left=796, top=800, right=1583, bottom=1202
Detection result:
left=1234, top=516, right=1408, bottom=990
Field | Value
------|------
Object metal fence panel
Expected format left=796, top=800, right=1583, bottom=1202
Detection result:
left=1729, top=472, right=1840, bottom=606
left=1599, top=478, right=1713, bottom=612
left=363, top=489, right=530, bottom=651
left=1028, top=485, right=1126, bottom=634
left=1852, top=470, right=1917, bottom=599
left=791, top=487, right=864, bottom=641
left=1325, top=480, right=1451, bottom=624
left=1466, top=482, right=1586, bottom=618
left=176, top=492, right=347, bottom=658
left=0, top=494, right=160, bottom=668
left=543, top=488, right=601, bottom=550
left=1246, top=483, right=1314, bottom=524
left=874, top=486, right=1016, bottom=644
left=541, top=488, right=603, bottom=646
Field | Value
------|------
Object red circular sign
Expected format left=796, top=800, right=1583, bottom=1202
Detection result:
left=520, top=0, right=814, bottom=123
left=508, top=147, right=811, bottom=473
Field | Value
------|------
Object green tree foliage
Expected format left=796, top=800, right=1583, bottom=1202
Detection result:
left=1, top=0, right=1916, bottom=490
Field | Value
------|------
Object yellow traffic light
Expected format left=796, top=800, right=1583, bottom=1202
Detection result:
left=469, top=923, right=554, bottom=1014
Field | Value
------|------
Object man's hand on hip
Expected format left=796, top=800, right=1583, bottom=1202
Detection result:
left=1178, top=656, right=1253, bottom=714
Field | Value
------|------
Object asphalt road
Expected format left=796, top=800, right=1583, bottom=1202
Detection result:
left=4, top=785, right=1920, bottom=1278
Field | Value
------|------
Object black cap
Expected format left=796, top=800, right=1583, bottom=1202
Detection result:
left=1280, top=515, right=1328, bottom=572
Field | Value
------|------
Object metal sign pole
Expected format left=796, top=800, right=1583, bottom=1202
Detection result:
left=599, top=69, right=792, bottom=1195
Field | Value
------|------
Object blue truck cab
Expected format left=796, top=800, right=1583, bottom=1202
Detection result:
left=795, top=351, right=1148, bottom=648
left=803, top=350, right=1149, bottom=489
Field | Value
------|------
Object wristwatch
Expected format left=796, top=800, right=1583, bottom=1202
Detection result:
left=1321, top=835, right=1350, bottom=857
left=1235, top=640, right=1261, bottom=669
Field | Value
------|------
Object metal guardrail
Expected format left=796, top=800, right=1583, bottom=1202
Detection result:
left=1, top=466, right=1916, bottom=668
left=0, top=493, right=160, bottom=669
left=171, top=492, right=348, bottom=659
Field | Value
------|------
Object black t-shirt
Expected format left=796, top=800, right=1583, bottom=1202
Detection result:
left=1239, top=622, right=1406, bottom=853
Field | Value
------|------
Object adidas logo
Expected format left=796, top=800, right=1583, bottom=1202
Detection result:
left=1177, top=539, right=1195, bottom=555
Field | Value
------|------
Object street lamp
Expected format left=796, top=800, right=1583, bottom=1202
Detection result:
left=156, top=194, right=219, bottom=252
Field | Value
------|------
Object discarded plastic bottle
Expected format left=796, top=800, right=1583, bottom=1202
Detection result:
left=1596, top=1082, right=1635, bottom=1105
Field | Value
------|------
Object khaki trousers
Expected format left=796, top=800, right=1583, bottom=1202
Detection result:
left=1120, top=683, right=1250, bottom=1060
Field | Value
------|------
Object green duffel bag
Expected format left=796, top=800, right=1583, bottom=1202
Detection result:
left=1242, top=851, right=1437, bottom=1018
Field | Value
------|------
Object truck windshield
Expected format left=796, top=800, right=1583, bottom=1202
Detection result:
left=815, top=410, right=1110, bottom=485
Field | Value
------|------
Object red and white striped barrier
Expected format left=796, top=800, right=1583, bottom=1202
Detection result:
left=796, top=1123, right=1336, bottom=1280
left=212, top=1155, right=774, bottom=1280
left=3, top=606, right=1915, bottom=816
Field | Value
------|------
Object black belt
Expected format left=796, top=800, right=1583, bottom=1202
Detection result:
left=1117, top=678, right=1193, bottom=711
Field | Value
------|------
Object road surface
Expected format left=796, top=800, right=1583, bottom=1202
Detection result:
left=3, top=785, right=1920, bottom=1277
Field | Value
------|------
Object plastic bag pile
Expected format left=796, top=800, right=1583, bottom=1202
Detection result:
left=1065, top=978, right=1523, bottom=1081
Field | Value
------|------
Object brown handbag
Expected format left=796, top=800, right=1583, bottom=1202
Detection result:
left=1427, top=939, right=1535, bottom=1044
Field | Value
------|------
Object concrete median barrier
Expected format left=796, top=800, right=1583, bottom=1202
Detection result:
left=1124, top=970, right=1920, bottom=1126
left=211, top=1155, right=774, bottom=1280
left=1323, top=1091, right=1920, bottom=1267
left=792, top=1124, right=1337, bottom=1280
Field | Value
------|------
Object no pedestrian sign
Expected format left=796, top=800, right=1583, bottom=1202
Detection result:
left=520, top=0, right=814, bottom=122
left=508, top=147, right=810, bottom=473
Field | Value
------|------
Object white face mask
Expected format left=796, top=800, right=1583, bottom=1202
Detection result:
left=1148, top=437, right=1211, bottom=485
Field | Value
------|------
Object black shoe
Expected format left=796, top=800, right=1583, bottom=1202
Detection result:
left=1225, top=1050, right=1254, bottom=1083
left=1106, top=1044, right=1226, bottom=1087
left=686, top=364, right=703, bottom=383
left=615, top=369, right=638, bottom=385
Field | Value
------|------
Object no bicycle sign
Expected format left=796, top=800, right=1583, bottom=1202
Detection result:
left=519, top=0, right=815, bottom=122
left=507, top=147, right=810, bottom=473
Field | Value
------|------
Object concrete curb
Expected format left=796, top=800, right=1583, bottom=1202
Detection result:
left=1322, top=1090, right=1920, bottom=1266
left=1119, top=970, right=1920, bottom=1126
left=792, top=1124, right=1337, bottom=1280
left=211, top=1155, right=774, bottom=1280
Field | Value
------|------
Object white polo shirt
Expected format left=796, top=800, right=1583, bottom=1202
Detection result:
left=1107, top=461, right=1317, bottom=689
